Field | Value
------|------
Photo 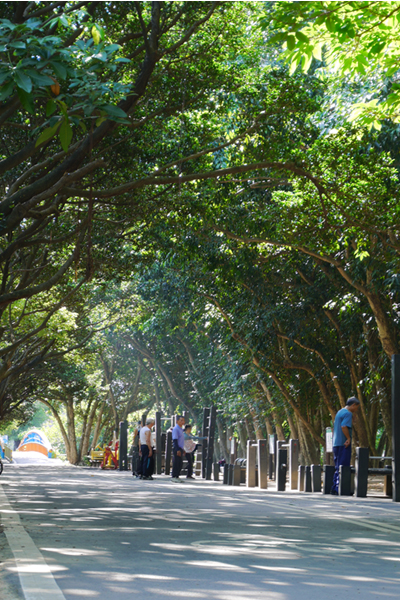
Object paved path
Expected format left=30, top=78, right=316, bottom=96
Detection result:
left=1, top=457, right=400, bottom=600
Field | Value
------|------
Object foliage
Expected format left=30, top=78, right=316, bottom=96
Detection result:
left=267, top=1, right=400, bottom=127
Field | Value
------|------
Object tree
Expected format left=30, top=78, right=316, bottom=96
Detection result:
left=267, top=1, right=400, bottom=126
left=0, top=0, right=275, bottom=420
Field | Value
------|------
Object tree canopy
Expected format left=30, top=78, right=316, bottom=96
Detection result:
left=1, top=1, right=399, bottom=466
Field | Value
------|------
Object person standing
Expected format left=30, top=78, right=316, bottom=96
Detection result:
left=140, top=418, right=155, bottom=480
left=183, top=424, right=206, bottom=479
left=171, top=415, right=185, bottom=483
left=331, top=397, right=360, bottom=495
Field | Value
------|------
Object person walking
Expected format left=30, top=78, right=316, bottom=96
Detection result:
left=140, top=418, right=155, bottom=480
left=171, top=415, right=185, bottom=483
left=331, top=397, right=360, bottom=495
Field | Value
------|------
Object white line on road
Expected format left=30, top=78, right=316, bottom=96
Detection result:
left=0, top=483, right=67, bottom=600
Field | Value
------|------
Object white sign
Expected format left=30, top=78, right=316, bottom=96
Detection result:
left=230, top=438, right=235, bottom=455
left=326, top=427, right=333, bottom=453
left=269, top=434, right=275, bottom=455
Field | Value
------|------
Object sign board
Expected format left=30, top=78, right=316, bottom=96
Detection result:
left=269, top=434, right=276, bottom=455
left=326, top=427, right=333, bottom=453
left=230, top=438, right=235, bottom=455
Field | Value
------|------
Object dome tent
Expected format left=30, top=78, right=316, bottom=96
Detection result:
left=17, top=429, right=52, bottom=457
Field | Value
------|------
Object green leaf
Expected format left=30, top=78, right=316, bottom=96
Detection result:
left=17, top=87, right=34, bottom=114
left=0, top=79, right=14, bottom=101
left=50, top=61, right=67, bottom=80
left=295, top=31, right=309, bottom=44
left=35, top=120, right=61, bottom=147
left=59, top=118, right=73, bottom=152
left=325, top=18, right=335, bottom=32
left=46, top=99, right=57, bottom=116
left=10, top=41, right=26, bottom=49
left=0, top=71, right=10, bottom=85
left=102, top=104, right=127, bottom=119
left=14, top=70, right=32, bottom=93
left=92, top=25, right=101, bottom=46
left=286, top=35, right=296, bottom=51
left=105, top=44, right=121, bottom=53
left=26, top=69, right=54, bottom=86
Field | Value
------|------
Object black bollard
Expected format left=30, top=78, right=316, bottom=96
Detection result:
left=228, top=463, right=234, bottom=485
left=323, top=465, right=335, bottom=494
left=119, top=420, right=128, bottom=471
left=155, top=412, right=162, bottom=475
left=339, top=465, right=352, bottom=495
left=165, top=430, right=172, bottom=476
left=311, top=465, right=322, bottom=493
left=304, top=466, right=312, bottom=492
left=276, top=448, right=287, bottom=492
left=223, top=463, right=229, bottom=485
left=392, top=355, right=400, bottom=502
left=355, top=447, right=369, bottom=498
left=213, top=462, right=220, bottom=482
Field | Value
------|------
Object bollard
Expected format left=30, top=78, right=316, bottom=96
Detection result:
left=339, top=465, right=352, bottom=495
left=233, top=464, right=241, bottom=486
left=289, top=439, right=299, bottom=490
left=228, top=463, right=234, bottom=485
left=206, top=406, right=217, bottom=480
left=392, top=355, right=400, bottom=502
left=276, top=448, right=287, bottom=491
left=385, top=474, right=393, bottom=497
left=355, top=447, right=369, bottom=498
left=246, top=441, right=257, bottom=487
left=257, top=439, right=268, bottom=489
left=165, top=430, right=172, bottom=476
left=268, top=434, right=276, bottom=480
left=223, top=463, right=229, bottom=485
left=119, top=420, right=128, bottom=471
left=323, top=465, right=335, bottom=494
left=213, top=462, right=220, bottom=482
left=304, top=466, right=312, bottom=492
left=155, top=412, right=162, bottom=475
left=298, top=465, right=305, bottom=491
left=311, top=465, right=322, bottom=493
left=201, top=407, right=210, bottom=479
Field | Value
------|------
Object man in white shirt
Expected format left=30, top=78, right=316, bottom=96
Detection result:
left=140, top=418, right=155, bottom=480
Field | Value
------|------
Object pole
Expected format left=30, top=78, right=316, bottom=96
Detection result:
left=118, top=420, right=128, bottom=471
left=392, top=355, right=400, bottom=502
left=155, top=411, right=162, bottom=475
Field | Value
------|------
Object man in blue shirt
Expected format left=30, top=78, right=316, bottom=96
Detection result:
left=331, top=396, right=360, bottom=495
left=171, top=415, right=185, bottom=483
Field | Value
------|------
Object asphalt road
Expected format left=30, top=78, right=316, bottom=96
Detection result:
left=1, top=454, right=400, bottom=600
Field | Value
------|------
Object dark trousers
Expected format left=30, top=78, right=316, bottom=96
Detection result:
left=186, top=452, right=193, bottom=477
left=332, top=444, right=351, bottom=493
left=172, top=447, right=183, bottom=478
left=141, top=445, right=154, bottom=477
left=132, top=447, right=141, bottom=475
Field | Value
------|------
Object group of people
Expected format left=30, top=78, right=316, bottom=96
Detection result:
left=131, top=395, right=360, bottom=491
left=132, top=415, right=204, bottom=482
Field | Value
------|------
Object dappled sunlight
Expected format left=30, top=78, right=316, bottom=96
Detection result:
left=2, top=465, right=400, bottom=599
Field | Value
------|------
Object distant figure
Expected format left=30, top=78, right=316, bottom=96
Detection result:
left=331, top=397, right=360, bottom=495
left=171, top=415, right=185, bottom=483
left=183, top=424, right=206, bottom=479
left=140, top=418, right=155, bottom=480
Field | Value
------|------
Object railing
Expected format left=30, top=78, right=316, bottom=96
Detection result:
left=3, top=445, right=12, bottom=461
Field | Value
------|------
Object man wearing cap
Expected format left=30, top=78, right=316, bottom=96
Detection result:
left=331, top=396, right=360, bottom=495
